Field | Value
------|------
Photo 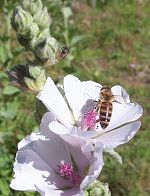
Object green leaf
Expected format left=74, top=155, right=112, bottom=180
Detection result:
left=70, top=35, right=85, bottom=46
left=3, top=86, right=20, bottom=95
left=0, top=101, right=19, bottom=119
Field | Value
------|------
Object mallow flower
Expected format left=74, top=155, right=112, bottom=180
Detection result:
left=37, top=75, right=143, bottom=151
left=10, top=112, right=104, bottom=196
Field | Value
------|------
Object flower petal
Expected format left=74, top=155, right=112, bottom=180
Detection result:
left=36, top=186, right=83, bottom=196
left=49, top=121, right=70, bottom=135
left=64, top=75, right=101, bottom=124
left=10, top=149, right=57, bottom=192
left=60, top=135, right=90, bottom=173
left=64, top=75, right=88, bottom=123
left=81, top=80, right=101, bottom=101
left=18, top=118, right=72, bottom=173
left=18, top=112, right=55, bottom=150
left=95, top=121, right=141, bottom=149
left=80, top=142, right=104, bottom=190
left=108, top=102, right=143, bottom=131
left=97, top=102, right=143, bottom=133
left=49, top=121, right=98, bottom=139
left=37, top=77, right=73, bottom=128
left=111, top=85, right=130, bottom=104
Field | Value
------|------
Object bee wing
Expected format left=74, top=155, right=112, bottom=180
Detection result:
left=111, top=85, right=130, bottom=103
left=113, top=95, right=126, bottom=104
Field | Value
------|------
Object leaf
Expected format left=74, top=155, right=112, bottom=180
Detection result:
left=0, top=44, right=8, bottom=64
left=0, top=72, right=7, bottom=79
left=0, top=179, right=10, bottom=196
left=3, top=86, right=20, bottom=95
left=70, top=35, right=85, bottom=46
left=0, top=101, right=19, bottom=119
left=104, top=149, right=122, bottom=164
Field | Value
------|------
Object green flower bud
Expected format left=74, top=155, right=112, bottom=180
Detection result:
left=11, top=6, right=33, bottom=38
left=34, top=7, right=52, bottom=29
left=17, top=33, right=30, bottom=49
left=33, top=36, right=58, bottom=64
left=84, top=180, right=111, bottom=196
left=30, top=28, right=50, bottom=49
left=24, top=61, right=46, bottom=92
left=7, top=61, right=46, bottom=93
left=20, top=0, right=43, bottom=16
left=35, top=99, right=48, bottom=124
left=28, top=22, right=39, bottom=39
left=33, top=36, right=68, bottom=65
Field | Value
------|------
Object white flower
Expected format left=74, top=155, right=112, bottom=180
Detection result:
left=10, top=113, right=104, bottom=196
left=37, top=75, right=143, bottom=150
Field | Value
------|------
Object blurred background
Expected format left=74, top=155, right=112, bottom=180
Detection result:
left=0, top=0, right=150, bottom=195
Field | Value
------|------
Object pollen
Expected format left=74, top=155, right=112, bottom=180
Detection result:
left=82, top=110, right=97, bottom=130
left=58, top=160, right=82, bottom=185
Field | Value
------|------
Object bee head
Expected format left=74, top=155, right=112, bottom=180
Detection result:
left=100, top=86, right=113, bottom=99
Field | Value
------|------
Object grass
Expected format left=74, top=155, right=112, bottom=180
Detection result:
left=0, top=0, right=150, bottom=195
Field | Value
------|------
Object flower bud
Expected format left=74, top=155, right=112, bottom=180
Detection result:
left=11, top=6, right=33, bottom=38
left=34, top=7, right=52, bottom=29
left=33, top=36, right=58, bottom=64
left=28, top=22, right=39, bottom=39
left=85, top=180, right=111, bottom=196
left=30, top=28, right=50, bottom=49
left=17, top=33, right=30, bottom=49
left=24, top=62, right=46, bottom=92
left=7, top=61, right=46, bottom=93
left=33, top=36, right=68, bottom=65
left=20, top=0, right=43, bottom=16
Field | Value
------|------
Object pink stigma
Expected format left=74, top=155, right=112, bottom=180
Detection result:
left=58, top=160, right=73, bottom=178
left=82, top=110, right=97, bottom=130
left=58, top=161, right=82, bottom=185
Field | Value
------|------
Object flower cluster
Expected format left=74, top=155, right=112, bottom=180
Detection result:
left=11, top=0, right=68, bottom=65
left=7, top=0, right=68, bottom=93
left=10, top=74, right=143, bottom=196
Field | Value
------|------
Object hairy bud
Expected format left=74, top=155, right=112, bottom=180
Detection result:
left=11, top=6, right=33, bottom=38
left=20, top=0, right=43, bottom=15
left=7, top=61, right=46, bottom=93
left=84, top=180, right=111, bottom=196
left=34, top=7, right=51, bottom=29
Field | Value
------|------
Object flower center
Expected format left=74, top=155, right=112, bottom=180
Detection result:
left=58, top=160, right=82, bottom=185
left=82, top=110, right=97, bottom=130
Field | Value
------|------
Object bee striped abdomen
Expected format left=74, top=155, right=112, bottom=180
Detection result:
left=99, top=102, right=113, bottom=129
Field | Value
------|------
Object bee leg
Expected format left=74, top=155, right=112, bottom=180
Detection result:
left=113, top=100, right=122, bottom=104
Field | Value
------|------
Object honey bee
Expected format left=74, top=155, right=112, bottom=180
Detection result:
left=96, top=86, right=115, bottom=129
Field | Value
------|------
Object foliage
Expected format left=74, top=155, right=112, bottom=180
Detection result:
left=0, top=0, right=150, bottom=195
